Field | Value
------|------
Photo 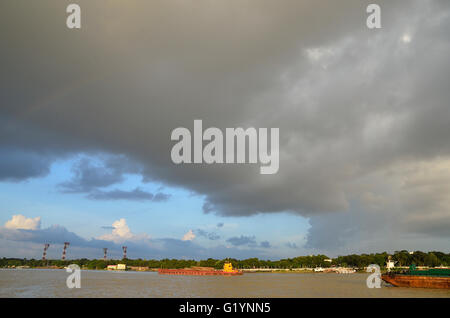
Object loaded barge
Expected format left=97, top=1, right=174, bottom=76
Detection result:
left=382, top=266, right=450, bottom=289
left=158, top=262, right=243, bottom=276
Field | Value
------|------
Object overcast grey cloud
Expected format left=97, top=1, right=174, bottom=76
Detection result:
left=260, top=241, right=271, bottom=249
left=286, top=242, right=299, bottom=249
left=59, top=158, right=125, bottom=193
left=59, top=156, right=144, bottom=192
left=195, top=229, right=221, bottom=241
left=225, top=236, right=272, bottom=248
left=1, top=0, right=450, bottom=253
left=227, top=235, right=257, bottom=247
left=88, top=188, right=170, bottom=202
left=0, top=148, right=53, bottom=181
left=57, top=156, right=170, bottom=201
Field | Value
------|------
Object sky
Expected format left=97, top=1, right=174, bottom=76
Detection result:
left=1, top=0, right=449, bottom=260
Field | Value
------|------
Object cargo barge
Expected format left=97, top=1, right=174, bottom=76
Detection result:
left=158, top=262, right=243, bottom=276
left=381, top=266, right=450, bottom=289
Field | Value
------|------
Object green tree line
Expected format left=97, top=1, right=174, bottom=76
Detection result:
left=1, top=250, right=449, bottom=270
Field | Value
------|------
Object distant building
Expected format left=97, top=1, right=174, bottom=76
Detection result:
left=324, top=259, right=332, bottom=263
left=129, top=266, right=149, bottom=271
left=409, top=251, right=414, bottom=255
left=107, top=264, right=127, bottom=270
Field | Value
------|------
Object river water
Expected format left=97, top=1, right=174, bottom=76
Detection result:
left=0, top=269, right=449, bottom=298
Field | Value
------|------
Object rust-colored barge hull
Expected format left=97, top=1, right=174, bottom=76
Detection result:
left=381, top=274, right=450, bottom=289
left=158, top=269, right=243, bottom=276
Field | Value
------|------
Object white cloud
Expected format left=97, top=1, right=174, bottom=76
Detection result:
left=182, top=229, right=195, bottom=241
left=4, top=214, right=41, bottom=230
left=0, top=215, right=276, bottom=259
left=305, top=47, right=334, bottom=62
left=401, top=34, right=412, bottom=43
left=98, top=218, right=149, bottom=243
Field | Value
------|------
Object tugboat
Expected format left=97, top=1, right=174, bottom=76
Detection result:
left=158, top=261, right=243, bottom=276
left=381, top=264, right=450, bottom=289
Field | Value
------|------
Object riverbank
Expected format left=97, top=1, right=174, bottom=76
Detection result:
left=0, top=266, right=393, bottom=275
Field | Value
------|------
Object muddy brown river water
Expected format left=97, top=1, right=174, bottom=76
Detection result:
left=0, top=269, right=449, bottom=297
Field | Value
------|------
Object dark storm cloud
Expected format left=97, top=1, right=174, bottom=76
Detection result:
left=1, top=0, right=450, bottom=252
left=305, top=164, right=450, bottom=256
left=0, top=148, right=52, bottom=181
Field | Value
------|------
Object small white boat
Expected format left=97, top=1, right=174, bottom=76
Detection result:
left=335, top=267, right=356, bottom=274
